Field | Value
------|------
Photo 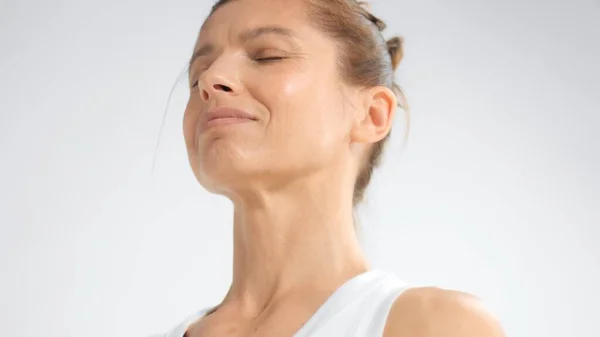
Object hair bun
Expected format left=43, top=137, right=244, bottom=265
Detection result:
left=386, top=36, right=404, bottom=71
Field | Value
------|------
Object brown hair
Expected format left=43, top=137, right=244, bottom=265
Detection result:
left=207, top=0, right=409, bottom=206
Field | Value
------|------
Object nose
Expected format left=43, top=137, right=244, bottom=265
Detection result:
left=201, top=83, right=233, bottom=101
left=198, top=60, right=241, bottom=103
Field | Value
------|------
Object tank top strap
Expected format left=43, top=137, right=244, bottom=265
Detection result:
left=357, top=271, right=413, bottom=336
left=294, top=269, right=412, bottom=337
left=162, top=307, right=212, bottom=337
left=161, top=269, right=411, bottom=337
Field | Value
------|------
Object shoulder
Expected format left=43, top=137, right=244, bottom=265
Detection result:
left=383, top=286, right=505, bottom=337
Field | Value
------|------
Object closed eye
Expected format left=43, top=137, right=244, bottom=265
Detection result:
left=254, top=56, right=285, bottom=63
left=189, top=57, right=285, bottom=88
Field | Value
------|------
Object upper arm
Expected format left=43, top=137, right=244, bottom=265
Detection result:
left=383, top=287, right=505, bottom=337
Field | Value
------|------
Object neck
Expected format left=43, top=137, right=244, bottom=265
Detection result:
left=220, top=169, right=369, bottom=316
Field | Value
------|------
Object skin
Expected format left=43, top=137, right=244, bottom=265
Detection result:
left=182, top=0, right=506, bottom=336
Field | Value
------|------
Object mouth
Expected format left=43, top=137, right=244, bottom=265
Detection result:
left=200, top=107, right=258, bottom=132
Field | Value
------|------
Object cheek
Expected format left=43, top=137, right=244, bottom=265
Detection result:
left=282, top=72, right=345, bottom=134
left=264, top=68, right=348, bottom=156
left=183, top=96, right=202, bottom=151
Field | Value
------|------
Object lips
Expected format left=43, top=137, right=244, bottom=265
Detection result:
left=199, top=107, right=258, bottom=132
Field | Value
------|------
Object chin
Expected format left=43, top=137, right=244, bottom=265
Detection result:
left=189, top=150, right=264, bottom=195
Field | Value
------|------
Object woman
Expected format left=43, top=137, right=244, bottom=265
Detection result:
left=162, top=0, right=505, bottom=336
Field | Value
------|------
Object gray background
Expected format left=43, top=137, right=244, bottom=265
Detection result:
left=1, top=0, right=599, bottom=336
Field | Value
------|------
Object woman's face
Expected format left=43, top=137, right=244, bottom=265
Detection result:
left=183, top=0, right=363, bottom=195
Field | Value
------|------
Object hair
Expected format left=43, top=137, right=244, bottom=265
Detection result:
left=207, top=0, right=409, bottom=206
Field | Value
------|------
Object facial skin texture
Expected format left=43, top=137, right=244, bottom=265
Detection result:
left=182, top=1, right=504, bottom=337
left=183, top=0, right=393, bottom=332
left=183, top=0, right=392, bottom=200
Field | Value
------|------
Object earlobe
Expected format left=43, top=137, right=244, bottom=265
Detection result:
left=350, top=86, right=397, bottom=144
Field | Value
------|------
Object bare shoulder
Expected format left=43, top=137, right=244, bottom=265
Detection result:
left=383, top=286, right=505, bottom=337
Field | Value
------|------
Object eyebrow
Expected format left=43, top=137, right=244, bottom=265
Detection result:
left=188, top=25, right=297, bottom=70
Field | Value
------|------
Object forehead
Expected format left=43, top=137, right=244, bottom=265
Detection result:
left=200, top=0, right=311, bottom=40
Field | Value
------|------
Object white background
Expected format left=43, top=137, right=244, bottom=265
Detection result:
left=1, top=0, right=598, bottom=336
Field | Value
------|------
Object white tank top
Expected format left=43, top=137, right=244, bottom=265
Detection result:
left=161, top=269, right=411, bottom=337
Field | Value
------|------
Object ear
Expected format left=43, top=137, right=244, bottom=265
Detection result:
left=350, top=86, right=397, bottom=144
